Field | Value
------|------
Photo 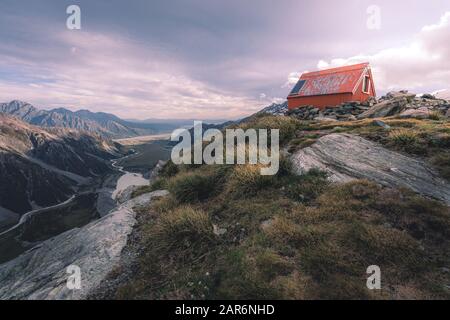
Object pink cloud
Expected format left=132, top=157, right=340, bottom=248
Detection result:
left=286, top=12, right=450, bottom=96
left=0, top=30, right=263, bottom=120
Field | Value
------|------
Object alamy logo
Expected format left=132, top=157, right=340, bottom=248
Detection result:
left=366, top=265, right=381, bottom=289
left=171, top=121, right=280, bottom=175
left=66, top=5, right=81, bottom=30
left=366, top=5, right=381, bottom=30
left=66, top=264, right=81, bottom=290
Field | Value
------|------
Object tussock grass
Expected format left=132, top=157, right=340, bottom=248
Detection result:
left=168, top=172, right=214, bottom=203
left=388, top=129, right=422, bottom=152
left=389, top=128, right=419, bottom=143
left=168, top=165, right=229, bottom=203
left=150, top=206, right=216, bottom=254
left=288, top=137, right=318, bottom=152
left=159, top=160, right=179, bottom=177
left=113, top=115, right=450, bottom=300
left=117, top=172, right=449, bottom=300
left=283, top=168, right=329, bottom=203
left=431, top=153, right=450, bottom=179
left=429, top=110, right=444, bottom=121
left=212, top=248, right=284, bottom=299
left=225, top=164, right=276, bottom=196
left=236, top=115, right=301, bottom=145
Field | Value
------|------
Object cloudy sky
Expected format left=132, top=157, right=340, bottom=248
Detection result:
left=0, top=0, right=449, bottom=120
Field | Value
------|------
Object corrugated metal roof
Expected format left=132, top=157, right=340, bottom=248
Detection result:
left=289, top=63, right=369, bottom=97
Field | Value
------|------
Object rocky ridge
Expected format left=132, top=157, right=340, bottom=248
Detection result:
left=284, top=91, right=450, bottom=121
left=0, top=190, right=169, bottom=300
left=257, top=101, right=289, bottom=116
left=0, top=100, right=177, bottom=139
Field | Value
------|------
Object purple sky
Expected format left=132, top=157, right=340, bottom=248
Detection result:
left=0, top=0, right=449, bottom=120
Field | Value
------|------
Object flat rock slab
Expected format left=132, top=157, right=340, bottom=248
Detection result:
left=291, top=133, right=450, bottom=205
left=0, top=190, right=168, bottom=300
left=357, top=97, right=409, bottom=119
left=399, top=107, right=430, bottom=119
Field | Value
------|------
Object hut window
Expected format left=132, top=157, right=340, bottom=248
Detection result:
left=363, top=75, right=370, bottom=93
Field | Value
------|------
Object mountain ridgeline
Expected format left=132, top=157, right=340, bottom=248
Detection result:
left=0, top=100, right=179, bottom=139
left=0, top=114, right=124, bottom=227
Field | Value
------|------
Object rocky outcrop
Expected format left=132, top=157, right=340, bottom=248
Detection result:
left=357, top=96, right=411, bottom=119
left=358, top=91, right=450, bottom=119
left=0, top=190, right=169, bottom=300
left=291, top=133, right=450, bottom=205
left=398, top=107, right=431, bottom=119
left=287, top=99, right=375, bottom=121
left=116, top=185, right=141, bottom=204
left=148, top=160, right=167, bottom=182
left=285, top=91, right=450, bottom=121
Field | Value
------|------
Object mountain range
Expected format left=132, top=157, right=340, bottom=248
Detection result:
left=0, top=101, right=179, bottom=139
left=0, top=113, right=123, bottom=228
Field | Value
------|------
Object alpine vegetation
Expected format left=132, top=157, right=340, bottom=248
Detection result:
left=171, top=121, right=280, bottom=175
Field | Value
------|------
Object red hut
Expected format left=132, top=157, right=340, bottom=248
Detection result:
left=287, top=62, right=376, bottom=110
